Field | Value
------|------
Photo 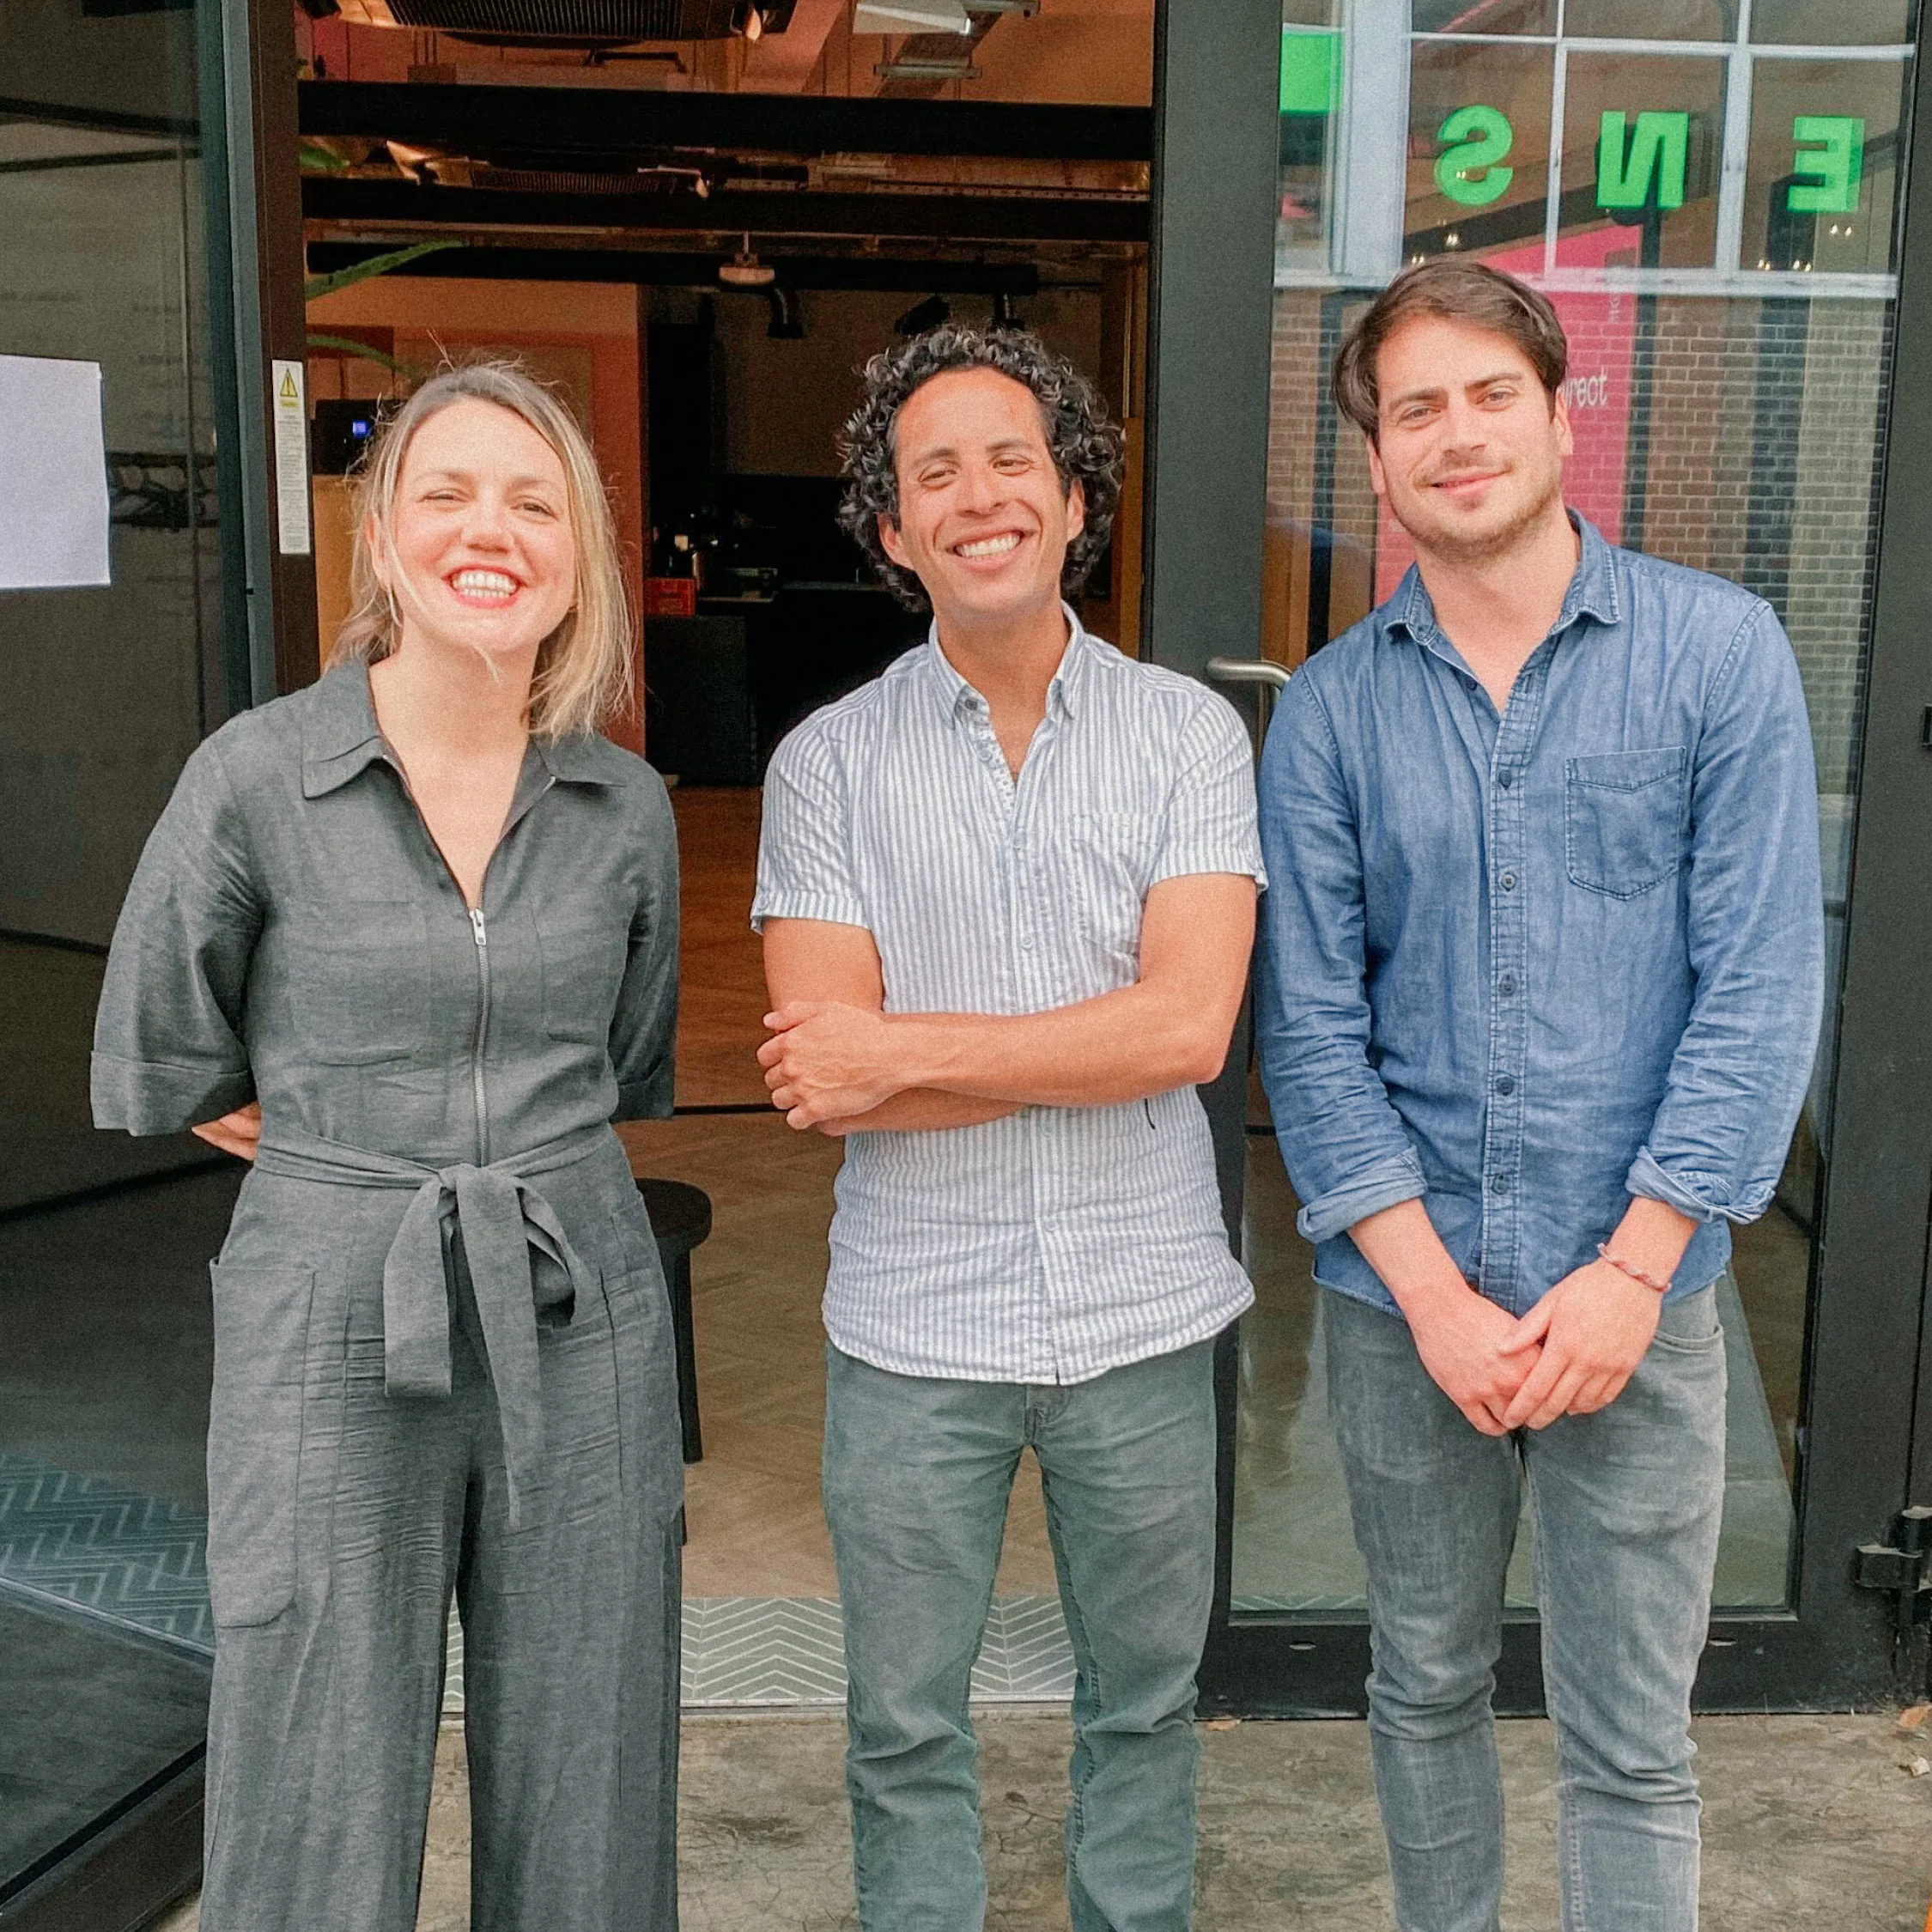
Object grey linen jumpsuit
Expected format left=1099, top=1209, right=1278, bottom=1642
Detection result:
left=90, top=660, right=685, bottom=1932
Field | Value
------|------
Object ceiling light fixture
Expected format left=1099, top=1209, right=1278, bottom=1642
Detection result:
left=854, top=0, right=971, bottom=30
left=719, top=233, right=775, bottom=288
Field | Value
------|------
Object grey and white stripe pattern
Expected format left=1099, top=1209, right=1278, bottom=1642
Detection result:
left=752, top=614, right=1263, bottom=1385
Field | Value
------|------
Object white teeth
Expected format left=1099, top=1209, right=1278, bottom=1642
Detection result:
left=453, top=569, right=517, bottom=596
left=955, top=532, right=1022, bottom=558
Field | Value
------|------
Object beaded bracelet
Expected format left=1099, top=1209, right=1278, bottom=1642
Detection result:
left=1595, top=1242, right=1673, bottom=1294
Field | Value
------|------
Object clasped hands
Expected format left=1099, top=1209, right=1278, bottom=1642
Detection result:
left=1412, top=1256, right=1664, bottom=1437
left=758, top=1000, right=906, bottom=1133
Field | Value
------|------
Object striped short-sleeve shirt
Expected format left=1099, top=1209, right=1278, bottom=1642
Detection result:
left=751, top=614, right=1263, bottom=1385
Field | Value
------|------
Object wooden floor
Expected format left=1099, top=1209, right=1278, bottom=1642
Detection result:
left=620, top=787, right=1057, bottom=1600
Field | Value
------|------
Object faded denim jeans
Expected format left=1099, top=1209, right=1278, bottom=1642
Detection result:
left=1324, top=1283, right=1728, bottom=1932
left=822, top=1338, right=1218, bottom=1932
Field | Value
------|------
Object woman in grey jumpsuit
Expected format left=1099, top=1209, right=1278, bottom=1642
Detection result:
left=91, top=364, right=683, bottom=1930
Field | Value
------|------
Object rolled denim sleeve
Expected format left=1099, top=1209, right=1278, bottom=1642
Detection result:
left=1150, top=692, right=1267, bottom=887
left=611, top=771, right=681, bottom=1122
left=1255, top=672, right=1426, bottom=1244
left=750, top=724, right=867, bottom=933
left=1627, top=603, right=1824, bottom=1224
left=91, top=735, right=261, bottom=1134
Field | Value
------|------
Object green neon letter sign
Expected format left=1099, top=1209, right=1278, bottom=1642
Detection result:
left=1435, top=105, right=1515, bottom=208
left=1788, top=115, right=1865, bottom=214
left=1596, top=111, right=1689, bottom=212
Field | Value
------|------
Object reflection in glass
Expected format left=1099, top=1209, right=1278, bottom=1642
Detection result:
left=1282, top=0, right=1340, bottom=26
left=1751, top=0, right=1915, bottom=46
left=1558, top=53, right=1727, bottom=269
left=1405, top=41, right=1554, bottom=262
left=1412, top=0, right=1555, bottom=33
left=0, top=1, right=228, bottom=1889
left=1249, top=1, right=1903, bottom=1607
left=1279, top=26, right=1342, bottom=258
left=1564, top=0, right=1737, bottom=40
left=1744, top=58, right=1910, bottom=273
left=1258, top=293, right=1379, bottom=671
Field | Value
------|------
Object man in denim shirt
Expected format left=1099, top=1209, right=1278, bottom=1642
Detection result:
left=1257, top=261, right=1822, bottom=1931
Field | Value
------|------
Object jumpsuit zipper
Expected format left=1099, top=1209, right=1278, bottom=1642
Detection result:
left=390, top=752, right=554, bottom=1171
left=470, top=905, right=491, bottom=1165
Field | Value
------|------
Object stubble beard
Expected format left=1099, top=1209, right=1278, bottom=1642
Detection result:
left=1403, top=464, right=1565, bottom=572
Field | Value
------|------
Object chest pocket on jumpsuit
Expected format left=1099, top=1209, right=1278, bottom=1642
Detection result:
left=287, top=901, right=432, bottom=1063
left=1564, top=747, right=1686, bottom=900
left=540, top=920, right=629, bottom=1043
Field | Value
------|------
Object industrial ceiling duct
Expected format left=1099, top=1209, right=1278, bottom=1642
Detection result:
left=333, top=0, right=793, bottom=46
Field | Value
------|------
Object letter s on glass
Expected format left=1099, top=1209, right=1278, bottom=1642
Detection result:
left=1436, top=106, right=1516, bottom=210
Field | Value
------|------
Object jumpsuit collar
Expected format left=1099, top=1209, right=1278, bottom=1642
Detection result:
left=301, top=658, right=617, bottom=801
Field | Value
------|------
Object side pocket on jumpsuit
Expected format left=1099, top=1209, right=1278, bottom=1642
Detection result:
left=606, top=1209, right=684, bottom=1527
left=206, top=1261, right=316, bottom=1627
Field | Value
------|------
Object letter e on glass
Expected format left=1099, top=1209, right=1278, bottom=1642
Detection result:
left=1788, top=115, right=1864, bottom=216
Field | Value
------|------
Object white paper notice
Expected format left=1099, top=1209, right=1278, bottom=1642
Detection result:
left=0, top=354, right=110, bottom=590
left=272, top=358, right=312, bottom=556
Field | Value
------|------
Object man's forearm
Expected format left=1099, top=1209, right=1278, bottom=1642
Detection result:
left=1604, top=1193, right=1699, bottom=1282
left=823, top=1090, right=1023, bottom=1133
left=885, top=981, right=1230, bottom=1109
left=1348, top=1198, right=1474, bottom=1320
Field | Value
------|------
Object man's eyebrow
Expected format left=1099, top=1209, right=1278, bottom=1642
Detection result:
left=1383, top=370, right=1525, bottom=413
left=902, top=434, right=1037, bottom=466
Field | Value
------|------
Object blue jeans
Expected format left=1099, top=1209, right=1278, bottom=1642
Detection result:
left=1323, top=1284, right=1728, bottom=1932
left=822, top=1339, right=1218, bottom=1932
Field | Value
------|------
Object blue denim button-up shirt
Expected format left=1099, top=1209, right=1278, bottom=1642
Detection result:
left=1256, top=516, right=1824, bottom=1317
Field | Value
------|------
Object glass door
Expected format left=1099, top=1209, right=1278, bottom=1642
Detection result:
left=1161, top=0, right=1932, bottom=1715
left=0, top=0, right=246, bottom=1915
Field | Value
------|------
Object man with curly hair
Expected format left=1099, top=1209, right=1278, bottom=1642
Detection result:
left=751, top=324, right=1264, bottom=1931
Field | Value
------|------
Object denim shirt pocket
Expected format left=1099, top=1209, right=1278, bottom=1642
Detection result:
left=1564, top=746, right=1687, bottom=900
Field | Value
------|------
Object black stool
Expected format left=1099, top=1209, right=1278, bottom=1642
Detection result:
left=635, top=1177, right=711, bottom=1464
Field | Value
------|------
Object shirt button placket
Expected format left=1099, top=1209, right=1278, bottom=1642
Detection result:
left=1484, top=670, right=1540, bottom=1309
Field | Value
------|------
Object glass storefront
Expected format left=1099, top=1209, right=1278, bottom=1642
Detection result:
left=1235, top=0, right=1913, bottom=1619
left=0, top=0, right=236, bottom=1904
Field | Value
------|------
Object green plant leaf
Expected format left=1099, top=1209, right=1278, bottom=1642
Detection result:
left=304, top=239, right=462, bottom=305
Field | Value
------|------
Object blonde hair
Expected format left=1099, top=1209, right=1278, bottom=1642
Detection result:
left=327, top=361, right=635, bottom=742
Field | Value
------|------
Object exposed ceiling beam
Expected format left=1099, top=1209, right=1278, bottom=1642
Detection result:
left=303, top=175, right=1148, bottom=241
left=298, top=80, right=1151, bottom=162
left=306, top=240, right=1048, bottom=290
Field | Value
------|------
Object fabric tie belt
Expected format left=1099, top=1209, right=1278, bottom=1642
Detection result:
left=254, top=1122, right=610, bottom=1527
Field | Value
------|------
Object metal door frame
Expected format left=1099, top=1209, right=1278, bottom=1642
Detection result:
left=1141, top=1, right=1932, bottom=1717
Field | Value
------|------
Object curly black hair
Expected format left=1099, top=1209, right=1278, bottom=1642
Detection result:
left=836, top=324, right=1126, bottom=611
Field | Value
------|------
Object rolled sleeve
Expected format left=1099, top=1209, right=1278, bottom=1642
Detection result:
left=1631, top=605, right=1824, bottom=1227
left=1295, top=1150, right=1429, bottom=1244
left=1255, top=672, right=1426, bottom=1238
left=751, top=725, right=869, bottom=933
left=1150, top=693, right=1267, bottom=887
left=610, top=775, right=681, bottom=1122
left=91, top=737, right=261, bottom=1135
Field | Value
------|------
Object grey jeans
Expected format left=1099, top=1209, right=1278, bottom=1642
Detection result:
left=1323, top=1283, right=1728, bottom=1932
left=823, top=1339, right=1219, bottom=1932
